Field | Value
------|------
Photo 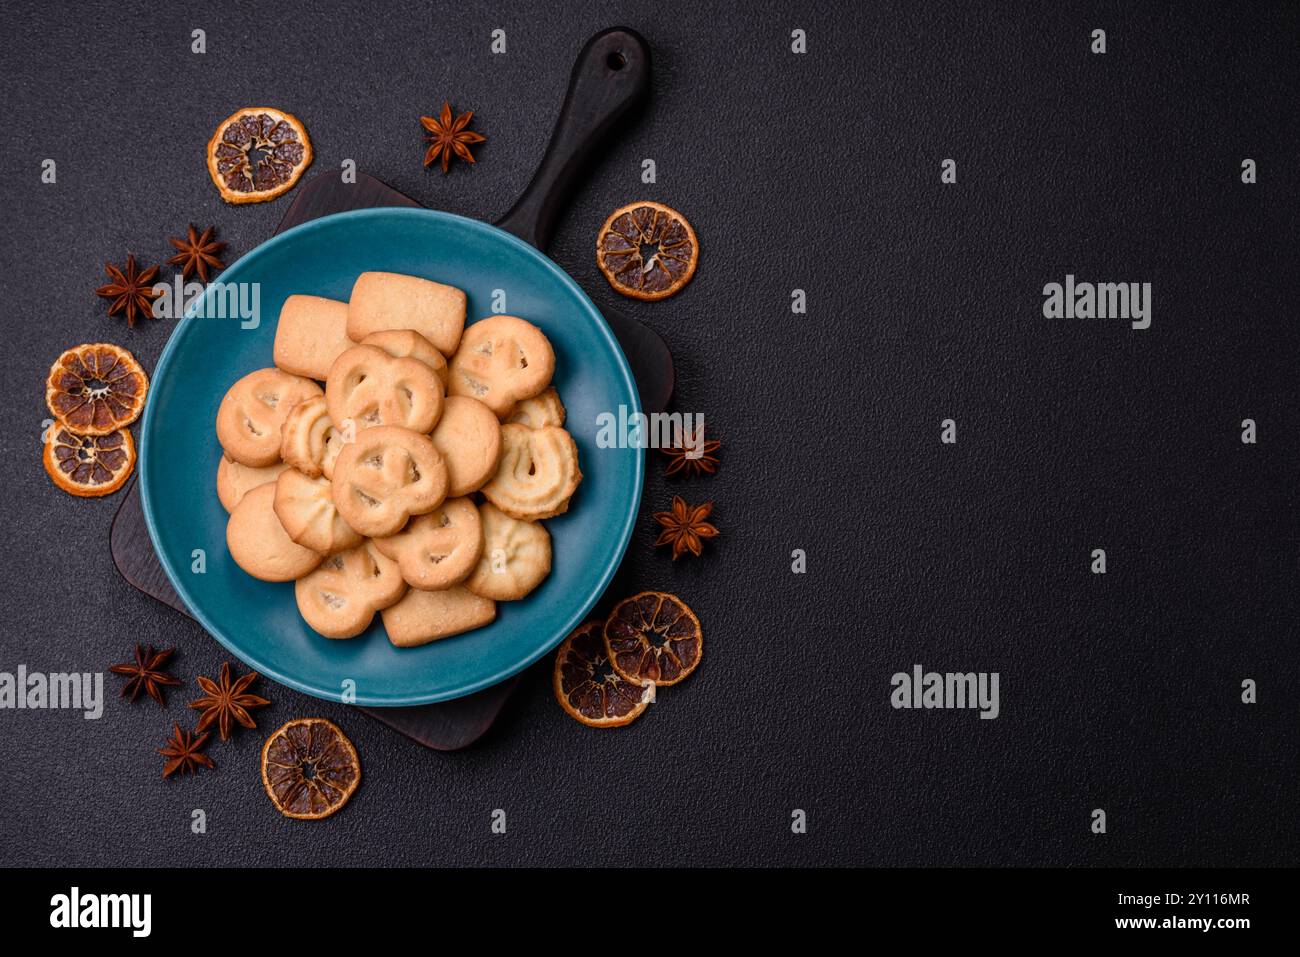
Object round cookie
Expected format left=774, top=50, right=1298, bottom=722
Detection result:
left=217, top=368, right=322, bottom=467
left=325, top=344, right=444, bottom=435
left=360, top=330, right=448, bottom=387
left=279, top=395, right=337, bottom=479
left=481, top=424, right=582, bottom=521
left=217, top=455, right=290, bottom=512
left=295, top=541, right=407, bottom=639
left=430, top=396, right=502, bottom=497
left=464, top=502, right=552, bottom=601
left=330, top=426, right=448, bottom=537
left=448, top=316, right=555, bottom=418
left=226, top=483, right=323, bottom=582
left=373, top=496, right=483, bottom=591
left=273, top=469, right=363, bottom=556
left=506, top=387, right=566, bottom=429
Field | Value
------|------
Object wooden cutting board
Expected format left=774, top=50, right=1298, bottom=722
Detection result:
left=110, top=28, right=671, bottom=749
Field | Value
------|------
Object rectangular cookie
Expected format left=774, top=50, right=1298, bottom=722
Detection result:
left=381, top=586, right=496, bottom=647
left=346, top=271, right=466, bottom=356
left=273, top=295, right=355, bottom=380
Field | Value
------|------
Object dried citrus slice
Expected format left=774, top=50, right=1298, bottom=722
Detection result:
left=260, top=718, right=360, bottom=820
left=604, top=591, right=703, bottom=686
left=45, top=343, right=148, bottom=435
left=596, top=201, right=698, bottom=301
left=43, top=426, right=135, bottom=497
left=207, top=107, right=312, bottom=204
left=554, top=622, right=654, bottom=728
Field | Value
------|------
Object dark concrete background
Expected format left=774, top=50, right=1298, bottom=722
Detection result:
left=1, top=1, right=1296, bottom=866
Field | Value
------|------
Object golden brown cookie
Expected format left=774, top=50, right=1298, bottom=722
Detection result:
left=320, top=425, right=347, bottom=480
left=381, top=586, right=496, bottom=648
left=217, top=455, right=290, bottom=512
left=294, top=541, right=407, bottom=639
left=481, top=424, right=582, bottom=521
left=325, top=344, right=444, bottom=435
left=278, top=395, right=337, bottom=478
left=273, top=469, right=363, bottom=556
left=272, top=294, right=356, bottom=380
left=330, top=426, right=448, bottom=537
left=448, top=316, right=555, bottom=417
left=360, top=330, right=448, bottom=387
left=430, top=395, right=502, bottom=497
left=506, top=387, right=566, bottom=429
left=464, top=502, right=551, bottom=601
left=217, top=368, right=323, bottom=467
left=347, top=271, right=466, bottom=356
left=226, top=483, right=324, bottom=582
left=373, top=496, right=483, bottom=591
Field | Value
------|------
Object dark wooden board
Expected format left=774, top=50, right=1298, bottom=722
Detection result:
left=110, top=172, right=518, bottom=751
left=110, top=29, right=671, bottom=750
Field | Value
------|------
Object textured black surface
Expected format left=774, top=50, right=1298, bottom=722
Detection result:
left=1, top=1, right=1297, bottom=867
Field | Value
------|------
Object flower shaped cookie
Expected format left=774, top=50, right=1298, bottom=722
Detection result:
left=373, top=496, right=483, bottom=591
left=330, top=426, right=448, bottom=537
left=294, top=541, right=407, bottom=639
left=325, top=344, right=444, bottom=435
left=448, top=316, right=555, bottom=417
left=464, top=502, right=552, bottom=601
left=273, top=469, right=362, bottom=556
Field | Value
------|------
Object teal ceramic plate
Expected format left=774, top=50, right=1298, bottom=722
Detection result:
left=139, top=207, right=643, bottom=706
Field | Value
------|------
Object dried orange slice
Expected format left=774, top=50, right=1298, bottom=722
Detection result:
left=207, top=107, right=312, bottom=204
left=260, top=718, right=360, bottom=820
left=596, top=201, right=698, bottom=301
left=554, top=622, right=654, bottom=728
left=45, top=343, right=148, bottom=435
left=604, top=591, right=703, bottom=686
left=43, top=426, right=135, bottom=497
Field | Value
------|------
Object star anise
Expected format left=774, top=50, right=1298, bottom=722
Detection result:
left=653, top=496, right=720, bottom=560
left=662, top=428, right=721, bottom=478
left=95, top=254, right=160, bottom=327
left=158, top=723, right=215, bottom=778
left=189, top=661, right=270, bottom=741
left=167, top=224, right=227, bottom=282
left=420, top=101, right=487, bottom=173
left=109, top=644, right=181, bottom=706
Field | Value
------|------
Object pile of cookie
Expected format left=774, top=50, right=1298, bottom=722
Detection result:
left=216, top=271, right=582, bottom=647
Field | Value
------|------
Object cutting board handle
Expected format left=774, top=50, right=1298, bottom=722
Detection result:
left=496, top=27, right=651, bottom=250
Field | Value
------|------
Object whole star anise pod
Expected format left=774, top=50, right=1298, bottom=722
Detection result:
left=663, top=428, right=721, bottom=478
left=95, top=254, right=160, bottom=327
left=109, top=644, right=181, bottom=706
left=167, top=224, right=226, bottom=282
left=189, top=661, right=270, bottom=741
left=158, top=723, right=215, bottom=778
left=420, top=101, right=486, bottom=173
left=653, top=496, right=720, bottom=560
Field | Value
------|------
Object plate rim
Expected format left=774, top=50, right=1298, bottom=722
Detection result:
left=138, top=205, right=644, bottom=706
